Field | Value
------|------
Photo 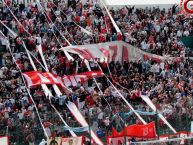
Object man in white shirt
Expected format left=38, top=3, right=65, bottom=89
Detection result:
left=177, top=30, right=182, bottom=37
left=154, top=23, right=161, bottom=33
left=183, top=29, right=189, bottom=36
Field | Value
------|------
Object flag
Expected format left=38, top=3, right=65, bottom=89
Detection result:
left=23, top=71, right=62, bottom=87
left=122, top=46, right=129, bottom=62
left=63, top=71, right=103, bottom=87
left=23, top=71, right=104, bottom=87
left=73, top=48, right=93, bottom=60
left=112, top=127, right=124, bottom=137
left=125, top=122, right=156, bottom=138
left=111, top=122, right=156, bottom=138
left=99, top=48, right=109, bottom=58
left=109, top=46, right=118, bottom=61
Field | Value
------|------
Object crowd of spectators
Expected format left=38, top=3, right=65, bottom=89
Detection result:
left=0, top=0, right=193, bottom=145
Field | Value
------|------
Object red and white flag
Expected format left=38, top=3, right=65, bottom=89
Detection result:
left=23, top=71, right=103, bottom=88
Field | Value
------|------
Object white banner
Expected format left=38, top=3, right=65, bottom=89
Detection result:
left=61, top=41, right=164, bottom=63
left=62, top=136, right=83, bottom=145
left=0, top=137, right=8, bottom=145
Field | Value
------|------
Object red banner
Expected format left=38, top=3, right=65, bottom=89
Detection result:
left=23, top=71, right=103, bottom=87
left=111, top=122, right=156, bottom=139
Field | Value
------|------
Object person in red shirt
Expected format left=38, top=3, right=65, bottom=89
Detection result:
left=117, top=32, right=123, bottom=41
left=85, top=96, right=94, bottom=107
left=99, top=34, right=106, bottom=42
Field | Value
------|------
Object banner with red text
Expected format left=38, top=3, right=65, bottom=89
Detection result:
left=61, top=41, right=165, bottom=63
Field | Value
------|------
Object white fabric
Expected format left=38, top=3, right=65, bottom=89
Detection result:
left=61, top=41, right=165, bottom=63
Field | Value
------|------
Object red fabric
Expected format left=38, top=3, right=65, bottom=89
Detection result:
left=125, top=122, right=156, bottom=138
left=99, top=48, right=109, bottom=58
left=122, top=46, right=129, bottom=62
left=109, top=46, right=118, bottom=61
left=84, top=49, right=94, bottom=59
left=23, top=71, right=104, bottom=87
left=73, top=48, right=92, bottom=60
left=112, top=122, right=156, bottom=138
left=66, top=60, right=70, bottom=68
left=112, top=128, right=124, bottom=137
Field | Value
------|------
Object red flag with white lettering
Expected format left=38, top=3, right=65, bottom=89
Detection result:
left=125, top=122, right=156, bottom=138
left=111, top=122, right=156, bottom=138
left=23, top=71, right=103, bottom=88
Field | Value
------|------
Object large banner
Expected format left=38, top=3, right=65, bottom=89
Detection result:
left=0, top=137, right=8, bottom=145
left=61, top=41, right=164, bottom=63
left=62, top=136, right=83, bottom=145
left=106, top=122, right=156, bottom=144
left=23, top=71, right=103, bottom=87
left=111, top=122, right=156, bottom=138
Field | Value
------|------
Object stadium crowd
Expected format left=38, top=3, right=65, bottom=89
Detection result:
left=0, top=0, right=193, bottom=145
